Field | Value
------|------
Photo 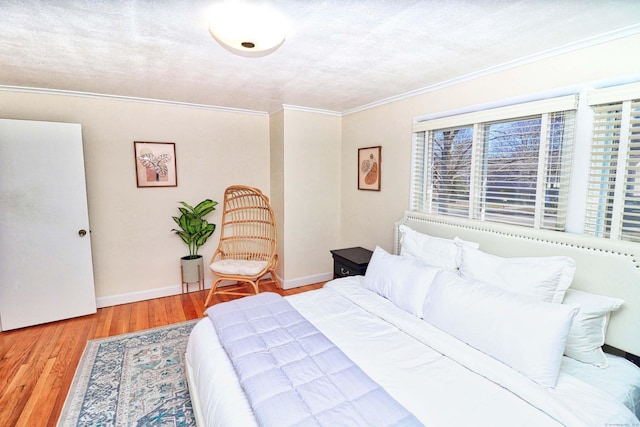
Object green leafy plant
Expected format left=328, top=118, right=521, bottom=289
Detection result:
left=171, top=199, right=218, bottom=259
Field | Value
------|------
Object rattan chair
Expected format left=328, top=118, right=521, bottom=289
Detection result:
left=204, top=185, right=279, bottom=307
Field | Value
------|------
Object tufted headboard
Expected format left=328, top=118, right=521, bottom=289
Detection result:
left=394, top=211, right=640, bottom=357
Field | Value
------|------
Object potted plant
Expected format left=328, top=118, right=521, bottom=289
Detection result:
left=171, top=199, right=218, bottom=287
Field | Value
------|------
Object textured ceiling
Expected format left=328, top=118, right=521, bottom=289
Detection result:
left=2, top=0, right=640, bottom=114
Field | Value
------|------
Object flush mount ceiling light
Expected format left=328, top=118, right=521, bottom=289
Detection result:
left=208, top=2, right=288, bottom=58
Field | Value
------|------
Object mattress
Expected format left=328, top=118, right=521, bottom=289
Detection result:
left=186, top=276, right=640, bottom=426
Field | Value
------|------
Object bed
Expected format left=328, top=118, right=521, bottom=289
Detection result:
left=186, top=211, right=640, bottom=426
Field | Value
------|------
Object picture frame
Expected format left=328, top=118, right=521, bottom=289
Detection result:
left=134, top=141, right=177, bottom=187
left=358, top=146, right=381, bottom=191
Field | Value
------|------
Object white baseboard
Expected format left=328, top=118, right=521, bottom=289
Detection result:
left=95, top=272, right=333, bottom=308
left=280, top=272, right=334, bottom=290
left=96, top=281, right=213, bottom=308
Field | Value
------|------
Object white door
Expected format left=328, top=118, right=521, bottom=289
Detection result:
left=0, top=119, right=96, bottom=330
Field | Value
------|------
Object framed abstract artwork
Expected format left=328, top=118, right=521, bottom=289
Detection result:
left=134, top=141, right=178, bottom=187
left=358, top=146, right=381, bottom=191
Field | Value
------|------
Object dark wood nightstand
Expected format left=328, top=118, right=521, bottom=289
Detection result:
left=330, top=247, right=373, bottom=278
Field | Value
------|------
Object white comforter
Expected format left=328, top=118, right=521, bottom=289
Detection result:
left=186, top=277, right=640, bottom=427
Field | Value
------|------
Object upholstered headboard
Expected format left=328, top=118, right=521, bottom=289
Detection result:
left=394, top=211, right=640, bottom=357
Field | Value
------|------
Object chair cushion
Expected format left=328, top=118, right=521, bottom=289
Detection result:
left=210, top=259, right=268, bottom=276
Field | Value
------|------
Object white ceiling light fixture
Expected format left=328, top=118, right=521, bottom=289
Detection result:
left=208, top=1, right=289, bottom=58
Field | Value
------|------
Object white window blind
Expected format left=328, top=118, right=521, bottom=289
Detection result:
left=410, top=131, right=427, bottom=212
left=411, top=95, right=577, bottom=230
left=585, top=82, right=640, bottom=241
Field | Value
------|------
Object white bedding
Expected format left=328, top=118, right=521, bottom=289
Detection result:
left=186, top=276, right=640, bottom=427
left=561, top=355, right=640, bottom=419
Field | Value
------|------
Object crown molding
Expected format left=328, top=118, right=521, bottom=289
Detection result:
left=0, top=85, right=268, bottom=116
left=276, top=104, right=342, bottom=116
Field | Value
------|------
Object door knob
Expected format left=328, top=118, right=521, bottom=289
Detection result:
left=78, top=229, right=87, bottom=237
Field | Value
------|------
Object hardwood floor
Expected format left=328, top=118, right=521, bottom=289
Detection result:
left=0, top=282, right=324, bottom=427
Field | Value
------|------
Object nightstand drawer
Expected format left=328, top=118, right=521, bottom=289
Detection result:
left=330, top=247, right=373, bottom=278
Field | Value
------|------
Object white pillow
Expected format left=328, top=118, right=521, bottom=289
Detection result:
left=459, top=246, right=575, bottom=303
left=363, top=246, right=441, bottom=318
left=562, top=289, right=624, bottom=367
left=398, top=224, right=479, bottom=270
left=423, top=270, right=578, bottom=388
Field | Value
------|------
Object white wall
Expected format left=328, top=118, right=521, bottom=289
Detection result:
left=340, top=33, right=640, bottom=253
left=275, top=108, right=342, bottom=288
left=0, top=91, right=270, bottom=305
left=2, top=32, right=638, bottom=306
left=269, top=109, right=286, bottom=279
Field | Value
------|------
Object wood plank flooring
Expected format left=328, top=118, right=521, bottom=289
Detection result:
left=0, top=282, right=324, bottom=427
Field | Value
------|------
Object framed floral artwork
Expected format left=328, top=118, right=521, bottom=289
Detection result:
left=358, top=146, right=381, bottom=191
left=134, top=141, right=177, bottom=187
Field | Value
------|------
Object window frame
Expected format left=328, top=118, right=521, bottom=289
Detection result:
left=411, top=95, right=578, bottom=231
left=584, top=82, right=640, bottom=241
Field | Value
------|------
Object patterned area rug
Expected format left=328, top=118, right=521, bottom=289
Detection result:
left=58, top=319, right=200, bottom=427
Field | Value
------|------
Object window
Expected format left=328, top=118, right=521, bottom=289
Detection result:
left=427, top=126, right=473, bottom=217
left=585, top=82, right=640, bottom=242
left=412, top=95, right=577, bottom=230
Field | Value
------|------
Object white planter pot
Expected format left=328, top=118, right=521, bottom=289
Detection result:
left=180, top=255, right=204, bottom=284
